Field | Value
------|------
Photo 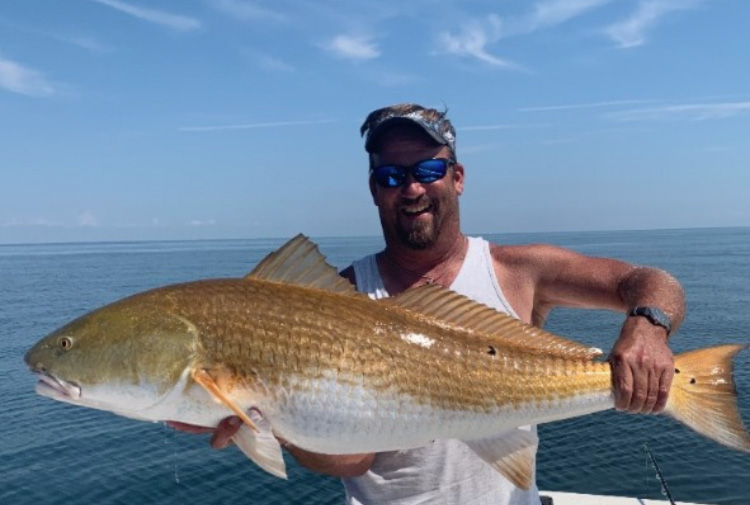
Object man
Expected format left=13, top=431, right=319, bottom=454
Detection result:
left=171, top=103, right=684, bottom=504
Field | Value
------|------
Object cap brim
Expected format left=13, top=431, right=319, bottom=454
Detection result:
left=365, top=117, right=448, bottom=153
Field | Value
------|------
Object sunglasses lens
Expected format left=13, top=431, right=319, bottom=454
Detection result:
left=372, top=159, right=450, bottom=188
left=412, top=159, right=448, bottom=183
left=373, top=166, right=404, bottom=188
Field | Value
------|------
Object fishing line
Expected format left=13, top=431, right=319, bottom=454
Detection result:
left=644, top=442, right=676, bottom=505
left=566, top=406, right=675, bottom=501
left=162, top=422, right=181, bottom=484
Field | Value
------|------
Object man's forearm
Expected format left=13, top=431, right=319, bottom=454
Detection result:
left=284, top=444, right=375, bottom=478
left=618, top=266, right=685, bottom=334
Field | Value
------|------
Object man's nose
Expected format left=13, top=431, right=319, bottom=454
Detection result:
left=399, top=173, right=427, bottom=197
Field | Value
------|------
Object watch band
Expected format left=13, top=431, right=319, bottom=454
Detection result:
left=629, top=306, right=671, bottom=335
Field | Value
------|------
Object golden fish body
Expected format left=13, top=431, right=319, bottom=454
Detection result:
left=141, top=279, right=612, bottom=452
left=25, top=235, right=750, bottom=485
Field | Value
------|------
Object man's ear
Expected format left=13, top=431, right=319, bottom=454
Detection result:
left=452, top=162, right=465, bottom=195
left=368, top=154, right=380, bottom=204
left=369, top=176, right=378, bottom=204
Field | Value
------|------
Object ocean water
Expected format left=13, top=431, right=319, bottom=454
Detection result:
left=2, top=228, right=749, bottom=505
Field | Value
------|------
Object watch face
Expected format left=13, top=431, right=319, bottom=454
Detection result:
left=632, top=307, right=671, bottom=334
left=651, top=308, right=670, bottom=327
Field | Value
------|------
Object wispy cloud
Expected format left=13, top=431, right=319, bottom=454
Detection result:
left=520, top=99, right=663, bottom=112
left=189, top=219, right=216, bottom=226
left=0, top=18, right=113, bottom=54
left=1, top=217, right=59, bottom=228
left=210, top=0, right=285, bottom=22
left=437, top=15, right=516, bottom=67
left=530, top=0, right=612, bottom=30
left=458, top=143, right=500, bottom=155
left=604, top=0, right=704, bottom=48
left=462, top=123, right=550, bottom=131
left=0, top=55, right=55, bottom=96
left=255, top=53, right=295, bottom=73
left=89, top=0, right=201, bottom=31
left=480, top=0, right=610, bottom=39
left=77, top=211, right=99, bottom=227
left=2, top=213, right=101, bottom=228
left=60, top=35, right=113, bottom=54
left=608, top=102, right=750, bottom=122
left=541, top=138, right=577, bottom=145
left=370, top=71, right=419, bottom=88
left=179, top=119, right=335, bottom=132
left=323, top=35, right=380, bottom=61
left=436, top=1, right=610, bottom=67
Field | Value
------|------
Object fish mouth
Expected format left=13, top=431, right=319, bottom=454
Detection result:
left=35, top=372, right=82, bottom=401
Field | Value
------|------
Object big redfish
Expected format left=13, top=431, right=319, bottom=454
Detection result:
left=24, top=235, right=750, bottom=488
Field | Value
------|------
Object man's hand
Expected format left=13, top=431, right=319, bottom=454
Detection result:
left=609, top=316, right=674, bottom=414
left=168, top=417, right=374, bottom=477
left=167, top=417, right=242, bottom=449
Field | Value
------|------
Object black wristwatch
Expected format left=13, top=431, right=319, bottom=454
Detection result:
left=629, top=306, right=672, bottom=336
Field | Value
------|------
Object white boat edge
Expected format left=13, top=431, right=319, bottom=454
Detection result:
left=542, top=491, right=708, bottom=505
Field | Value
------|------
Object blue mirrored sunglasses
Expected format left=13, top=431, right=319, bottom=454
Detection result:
left=371, top=158, right=454, bottom=188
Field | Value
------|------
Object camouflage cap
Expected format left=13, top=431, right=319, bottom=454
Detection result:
left=360, top=103, right=456, bottom=156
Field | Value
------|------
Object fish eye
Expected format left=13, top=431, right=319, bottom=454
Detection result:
left=59, top=336, right=74, bottom=351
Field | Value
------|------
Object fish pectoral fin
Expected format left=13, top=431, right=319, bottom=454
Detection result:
left=192, top=369, right=287, bottom=479
left=191, top=368, right=260, bottom=434
left=464, top=428, right=538, bottom=490
left=233, top=410, right=287, bottom=480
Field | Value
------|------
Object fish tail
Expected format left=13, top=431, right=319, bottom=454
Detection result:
left=667, top=344, right=750, bottom=451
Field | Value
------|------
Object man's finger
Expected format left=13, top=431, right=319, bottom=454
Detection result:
left=640, top=369, right=659, bottom=414
left=166, top=421, right=214, bottom=434
left=653, top=366, right=674, bottom=413
left=210, top=416, right=243, bottom=449
left=628, top=366, right=649, bottom=413
left=612, top=360, right=634, bottom=411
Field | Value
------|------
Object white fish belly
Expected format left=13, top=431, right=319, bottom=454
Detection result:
left=263, top=372, right=615, bottom=454
left=116, top=369, right=234, bottom=426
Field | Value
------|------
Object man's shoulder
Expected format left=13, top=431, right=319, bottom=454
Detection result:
left=487, top=241, right=567, bottom=267
left=339, top=264, right=356, bottom=285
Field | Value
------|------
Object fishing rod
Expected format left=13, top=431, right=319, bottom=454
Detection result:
left=645, top=442, right=677, bottom=505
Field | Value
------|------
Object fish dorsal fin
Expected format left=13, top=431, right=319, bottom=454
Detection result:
left=245, top=234, right=359, bottom=296
left=385, top=284, right=602, bottom=360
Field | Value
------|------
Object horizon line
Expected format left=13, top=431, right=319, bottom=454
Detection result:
left=1, top=225, right=747, bottom=248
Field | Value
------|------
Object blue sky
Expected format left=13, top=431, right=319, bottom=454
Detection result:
left=1, top=0, right=748, bottom=244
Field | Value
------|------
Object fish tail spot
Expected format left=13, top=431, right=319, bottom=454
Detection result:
left=667, top=344, right=750, bottom=452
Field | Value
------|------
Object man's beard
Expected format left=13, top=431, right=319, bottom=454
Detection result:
left=390, top=194, right=458, bottom=250
left=396, top=211, right=442, bottom=250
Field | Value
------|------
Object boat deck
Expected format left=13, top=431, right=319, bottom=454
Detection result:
left=543, top=491, right=705, bottom=505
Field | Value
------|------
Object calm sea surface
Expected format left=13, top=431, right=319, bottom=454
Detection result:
left=2, top=228, right=749, bottom=505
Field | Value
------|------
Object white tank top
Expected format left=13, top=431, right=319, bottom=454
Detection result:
left=343, top=236, right=541, bottom=505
